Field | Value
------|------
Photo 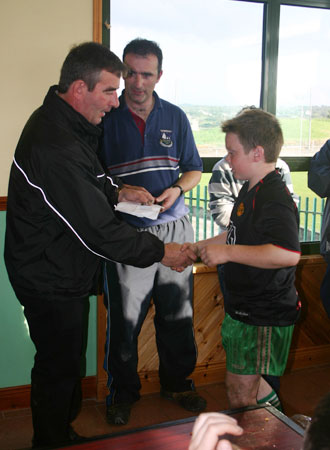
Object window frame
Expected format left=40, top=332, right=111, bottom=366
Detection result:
left=240, top=0, right=330, bottom=115
left=99, top=0, right=330, bottom=254
left=100, top=0, right=330, bottom=120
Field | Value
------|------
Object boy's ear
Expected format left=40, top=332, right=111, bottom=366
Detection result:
left=253, top=145, right=264, bottom=161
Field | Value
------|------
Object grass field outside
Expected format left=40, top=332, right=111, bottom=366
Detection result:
left=189, top=117, right=329, bottom=157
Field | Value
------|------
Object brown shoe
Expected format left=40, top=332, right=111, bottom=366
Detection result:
left=161, top=389, right=207, bottom=412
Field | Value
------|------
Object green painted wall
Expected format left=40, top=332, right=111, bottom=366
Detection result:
left=0, top=211, right=97, bottom=388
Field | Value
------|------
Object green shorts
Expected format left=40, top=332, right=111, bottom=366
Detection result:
left=221, top=313, right=294, bottom=376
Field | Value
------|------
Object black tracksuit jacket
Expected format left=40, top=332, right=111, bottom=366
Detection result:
left=4, top=86, right=164, bottom=299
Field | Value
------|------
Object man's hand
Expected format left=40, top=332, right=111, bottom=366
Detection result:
left=161, top=242, right=197, bottom=269
left=118, top=186, right=155, bottom=205
left=155, top=170, right=202, bottom=212
left=189, top=412, right=243, bottom=450
left=170, top=242, right=199, bottom=272
left=181, top=242, right=200, bottom=258
left=155, top=187, right=181, bottom=212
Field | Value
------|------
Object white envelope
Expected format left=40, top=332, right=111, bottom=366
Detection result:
left=115, top=202, right=162, bottom=220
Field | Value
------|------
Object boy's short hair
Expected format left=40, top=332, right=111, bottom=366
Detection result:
left=221, top=107, right=284, bottom=163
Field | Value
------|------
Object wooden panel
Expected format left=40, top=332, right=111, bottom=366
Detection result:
left=293, top=256, right=328, bottom=346
left=95, top=255, right=329, bottom=400
left=0, top=196, right=6, bottom=211
left=93, top=0, right=102, bottom=43
left=0, top=376, right=96, bottom=411
left=286, top=255, right=330, bottom=371
left=1, top=256, right=327, bottom=407
left=137, top=267, right=226, bottom=370
left=193, top=268, right=225, bottom=365
left=137, top=304, right=158, bottom=372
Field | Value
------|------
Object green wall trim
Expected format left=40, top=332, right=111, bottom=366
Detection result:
left=0, top=211, right=97, bottom=389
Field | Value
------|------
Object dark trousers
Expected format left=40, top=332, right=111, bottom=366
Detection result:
left=18, top=294, right=89, bottom=447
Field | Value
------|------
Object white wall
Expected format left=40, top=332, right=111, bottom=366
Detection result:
left=0, top=0, right=93, bottom=195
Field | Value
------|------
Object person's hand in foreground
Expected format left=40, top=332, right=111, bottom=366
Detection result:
left=189, top=412, right=243, bottom=450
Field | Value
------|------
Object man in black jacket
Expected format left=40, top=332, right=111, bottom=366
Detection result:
left=308, top=139, right=330, bottom=318
left=4, top=42, right=196, bottom=448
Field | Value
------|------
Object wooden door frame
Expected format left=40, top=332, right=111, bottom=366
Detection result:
left=93, top=0, right=102, bottom=43
left=93, top=0, right=110, bottom=46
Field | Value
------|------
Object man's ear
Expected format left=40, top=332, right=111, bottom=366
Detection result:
left=71, top=79, right=87, bottom=99
left=253, top=145, right=264, bottom=161
left=156, top=70, right=163, bottom=83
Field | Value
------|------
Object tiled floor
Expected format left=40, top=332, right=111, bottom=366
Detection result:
left=1, top=364, right=330, bottom=450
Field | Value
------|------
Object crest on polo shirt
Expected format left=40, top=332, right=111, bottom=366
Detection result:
left=159, top=129, right=173, bottom=148
left=237, top=202, right=244, bottom=217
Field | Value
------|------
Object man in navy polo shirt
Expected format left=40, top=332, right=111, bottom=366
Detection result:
left=100, top=38, right=205, bottom=425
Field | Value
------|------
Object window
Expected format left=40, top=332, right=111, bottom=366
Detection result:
left=277, top=4, right=330, bottom=157
left=275, top=3, right=330, bottom=246
left=104, top=0, right=330, bottom=249
left=109, top=0, right=263, bottom=158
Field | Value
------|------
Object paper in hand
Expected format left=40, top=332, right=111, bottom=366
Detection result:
left=115, top=202, right=162, bottom=220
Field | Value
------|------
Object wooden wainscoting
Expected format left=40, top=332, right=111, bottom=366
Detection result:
left=0, top=376, right=96, bottom=411
left=96, top=255, right=330, bottom=401
left=0, top=255, right=328, bottom=409
left=287, top=255, right=330, bottom=369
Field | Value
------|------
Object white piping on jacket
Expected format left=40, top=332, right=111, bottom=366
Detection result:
left=13, top=157, right=119, bottom=261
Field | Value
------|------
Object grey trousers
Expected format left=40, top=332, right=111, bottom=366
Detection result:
left=104, top=216, right=197, bottom=405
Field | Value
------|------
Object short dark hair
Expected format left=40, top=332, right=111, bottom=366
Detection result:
left=303, top=392, right=330, bottom=450
left=123, top=38, right=163, bottom=74
left=221, top=107, right=284, bottom=163
left=58, top=42, right=125, bottom=93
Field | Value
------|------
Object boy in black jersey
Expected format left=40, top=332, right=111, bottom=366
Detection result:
left=186, top=108, right=301, bottom=411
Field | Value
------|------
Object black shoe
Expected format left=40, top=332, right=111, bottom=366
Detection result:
left=32, top=426, right=86, bottom=448
left=161, top=389, right=207, bottom=412
left=67, top=426, right=87, bottom=442
left=106, top=403, right=132, bottom=425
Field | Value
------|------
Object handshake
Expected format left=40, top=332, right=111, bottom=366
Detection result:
left=162, top=239, right=229, bottom=271
left=161, top=242, right=199, bottom=272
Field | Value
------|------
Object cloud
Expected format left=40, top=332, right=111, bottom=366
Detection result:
left=111, top=0, right=330, bottom=107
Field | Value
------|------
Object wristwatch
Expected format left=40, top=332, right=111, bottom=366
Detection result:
left=172, top=184, right=184, bottom=196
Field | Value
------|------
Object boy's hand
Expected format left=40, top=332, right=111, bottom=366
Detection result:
left=200, top=245, right=228, bottom=267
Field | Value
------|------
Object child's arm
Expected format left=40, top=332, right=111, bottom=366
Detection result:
left=200, top=243, right=300, bottom=269
left=191, top=232, right=228, bottom=257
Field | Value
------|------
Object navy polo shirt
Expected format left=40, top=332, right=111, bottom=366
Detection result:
left=100, top=91, right=203, bottom=227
